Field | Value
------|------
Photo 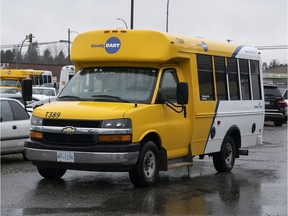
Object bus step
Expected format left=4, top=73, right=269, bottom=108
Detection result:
left=168, top=162, right=193, bottom=169
left=239, top=149, right=249, bottom=156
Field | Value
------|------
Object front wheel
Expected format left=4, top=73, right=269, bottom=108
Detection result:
left=213, top=136, right=236, bottom=172
left=37, top=167, right=66, bottom=179
left=129, top=141, right=159, bottom=187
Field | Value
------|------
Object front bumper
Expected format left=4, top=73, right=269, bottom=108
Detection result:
left=24, top=140, right=140, bottom=171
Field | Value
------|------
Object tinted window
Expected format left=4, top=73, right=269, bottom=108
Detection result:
left=264, top=86, right=282, bottom=98
left=197, top=54, right=215, bottom=101
left=283, top=90, right=288, bottom=99
left=0, top=100, right=14, bottom=121
left=9, top=101, right=30, bottom=120
left=239, top=59, right=251, bottom=100
left=159, top=69, right=179, bottom=101
left=227, top=58, right=240, bottom=100
left=215, top=56, right=228, bottom=100
left=250, top=60, right=262, bottom=100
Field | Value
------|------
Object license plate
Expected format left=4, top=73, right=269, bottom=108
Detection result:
left=265, top=101, right=270, bottom=105
left=57, top=151, right=74, bottom=163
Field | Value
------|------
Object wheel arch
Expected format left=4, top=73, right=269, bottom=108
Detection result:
left=139, top=131, right=167, bottom=171
left=224, top=125, right=241, bottom=158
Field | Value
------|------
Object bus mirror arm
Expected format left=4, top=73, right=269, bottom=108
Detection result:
left=165, top=100, right=187, bottom=118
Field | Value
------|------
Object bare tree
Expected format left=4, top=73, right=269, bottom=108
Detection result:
left=269, top=59, right=280, bottom=68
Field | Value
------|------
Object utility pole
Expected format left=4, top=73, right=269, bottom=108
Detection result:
left=60, top=28, right=79, bottom=65
left=166, top=0, right=170, bottom=32
left=68, top=28, right=71, bottom=64
left=131, top=0, right=134, bottom=29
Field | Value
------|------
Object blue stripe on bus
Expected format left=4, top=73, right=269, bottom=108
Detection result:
left=203, top=100, right=220, bottom=153
left=231, top=45, right=245, bottom=58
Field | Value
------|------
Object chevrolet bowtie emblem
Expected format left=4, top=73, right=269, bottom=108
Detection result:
left=62, top=126, right=76, bottom=135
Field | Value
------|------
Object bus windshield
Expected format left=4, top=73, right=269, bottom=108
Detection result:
left=58, top=67, right=159, bottom=104
left=0, top=79, right=19, bottom=87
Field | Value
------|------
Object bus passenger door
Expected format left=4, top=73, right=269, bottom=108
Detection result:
left=157, top=68, right=190, bottom=159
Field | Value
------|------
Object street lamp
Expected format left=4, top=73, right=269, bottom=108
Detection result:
left=117, top=18, right=128, bottom=29
left=166, top=0, right=170, bottom=32
left=17, top=34, right=34, bottom=68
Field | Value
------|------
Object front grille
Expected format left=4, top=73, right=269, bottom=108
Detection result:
left=43, top=119, right=101, bottom=128
left=44, top=133, right=97, bottom=146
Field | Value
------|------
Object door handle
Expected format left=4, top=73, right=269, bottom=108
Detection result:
left=12, top=125, right=17, bottom=130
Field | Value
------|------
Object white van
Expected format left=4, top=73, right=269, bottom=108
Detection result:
left=59, top=65, right=75, bottom=92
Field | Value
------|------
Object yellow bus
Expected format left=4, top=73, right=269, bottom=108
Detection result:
left=24, top=29, right=264, bottom=187
left=0, top=68, right=53, bottom=89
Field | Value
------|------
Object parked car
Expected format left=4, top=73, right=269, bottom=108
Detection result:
left=0, top=87, right=20, bottom=94
left=0, top=98, right=30, bottom=158
left=26, top=97, right=57, bottom=112
left=264, top=84, right=287, bottom=126
left=0, top=93, right=39, bottom=106
left=32, top=87, right=58, bottom=100
left=40, top=83, right=59, bottom=92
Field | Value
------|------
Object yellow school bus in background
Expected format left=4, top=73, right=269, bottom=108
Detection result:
left=24, top=29, right=264, bottom=187
left=0, top=68, right=53, bottom=89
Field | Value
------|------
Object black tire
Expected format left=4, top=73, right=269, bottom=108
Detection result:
left=37, top=167, right=66, bottom=179
left=22, top=152, right=29, bottom=161
left=213, top=136, right=236, bottom=172
left=129, top=141, right=159, bottom=187
left=274, top=119, right=283, bottom=127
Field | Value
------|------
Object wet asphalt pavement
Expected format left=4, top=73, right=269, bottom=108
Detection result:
left=1, top=122, right=287, bottom=216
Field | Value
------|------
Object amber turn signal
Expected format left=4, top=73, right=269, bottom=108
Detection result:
left=99, top=134, right=131, bottom=142
left=30, top=131, right=43, bottom=139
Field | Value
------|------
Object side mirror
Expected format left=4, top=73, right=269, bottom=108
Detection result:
left=177, top=82, right=188, bottom=105
left=22, top=79, right=33, bottom=102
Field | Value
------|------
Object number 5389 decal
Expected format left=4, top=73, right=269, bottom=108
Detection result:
left=45, top=112, right=61, bottom=118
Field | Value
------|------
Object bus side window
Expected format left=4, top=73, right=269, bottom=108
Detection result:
left=197, top=54, right=215, bottom=101
left=159, top=69, right=179, bottom=102
left=250, top=60, right=262, bottom=100
left=215, top=56, right=228, bottom=100
left=227, top=58, right=240, bottom=100
left=239, top=59, right=251, bottom=100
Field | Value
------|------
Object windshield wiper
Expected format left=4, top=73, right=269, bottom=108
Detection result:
left=91, top=95, right=129, bottom=102
left=58, top=95, right=84, bottom=101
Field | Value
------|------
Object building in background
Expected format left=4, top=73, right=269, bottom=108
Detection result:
left=263, top=65, right=288, bottom=93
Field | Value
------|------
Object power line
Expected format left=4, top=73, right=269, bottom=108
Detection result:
left=0, top=41, right=67, bottom=49
left=255, top=45, right=288, bottom=50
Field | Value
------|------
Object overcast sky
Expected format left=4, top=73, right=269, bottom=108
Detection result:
left=1, top=0, right=287, bottom=64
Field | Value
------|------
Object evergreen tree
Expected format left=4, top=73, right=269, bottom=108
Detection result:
left=55, top=50, right=66, bottom=64
left=3, top=50, right=15, bottom=62
left=12, top=48, right=19, bottom=63
left=25, top=42, right=40, bottom=63
left=0, top=50, right=4, bottom=62
left=42, top=48, right=53, bottom=64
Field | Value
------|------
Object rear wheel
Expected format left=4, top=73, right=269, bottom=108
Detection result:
left=213, top=136, right=236, bottom=172
left=37, top=167, right=66, bottom=179
left=274, top=119, right=283, bottom=126
left=129, top=141, right=159, bottom=187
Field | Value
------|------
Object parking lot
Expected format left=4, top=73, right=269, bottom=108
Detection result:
left=1, top=122, right=287, bottom=216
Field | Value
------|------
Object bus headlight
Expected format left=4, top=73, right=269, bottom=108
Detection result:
left=31, top=116, right=43, bottom=126
left=99, top=119, right=132, bottom=142
left=101, top=119, right=132, bottom=129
